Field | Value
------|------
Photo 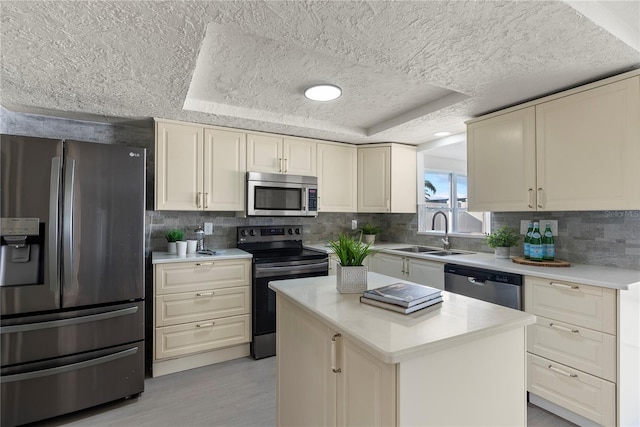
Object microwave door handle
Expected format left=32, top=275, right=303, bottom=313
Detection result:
left=63, top=157, right=76, bottom=293
left=302, top=187, right=308, bottom=212
left=49, top=157, right=62, bottom=292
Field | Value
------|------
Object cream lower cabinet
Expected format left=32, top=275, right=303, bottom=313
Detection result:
left=525, top=276, right=640, bottom=426
left=467, top=72, right=640, bottom=212
left=317, top=142, right=357, bottom=212
left=153, top=259, right=251, bottom=377
left=369, top=252, right=444, bottom=290
left=247, top=133, right=316, bottom=176
left=277, top=294, right=396, bottom=427
left=155, top=120, right=246, bottom=211
left=357, top=144, right=416, bottom=213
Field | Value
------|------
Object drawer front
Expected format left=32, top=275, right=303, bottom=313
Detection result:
left=155, top=314, right=251, bottom=360
left=154, top=259, right=250, bottom=295
left=527, top=315, right=616, bottom=382
left=525, top=276, right=616, bottom=334
left=155, top=286, right=250, bottom=327
left=528, top=353, right=615, bottom=426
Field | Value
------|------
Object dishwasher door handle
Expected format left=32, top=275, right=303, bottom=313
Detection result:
left=467, top=277, right=486, bottom=285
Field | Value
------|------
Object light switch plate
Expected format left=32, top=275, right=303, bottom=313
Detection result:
left=351, top=220, right=358, bottom=230
left=204, top=222, right=213, bottom=235
left=519, top=219, right=558, bottom=236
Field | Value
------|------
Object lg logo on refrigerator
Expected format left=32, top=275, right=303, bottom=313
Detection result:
left=129, top=152, right=141, bottom=158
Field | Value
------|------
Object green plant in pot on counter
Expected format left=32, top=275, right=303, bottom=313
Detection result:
left=360, top=223, right=381, bottom=245
left=165, top=229, right=185, bottom=254
left=486, top=226, right=520, bottom=259
left=329, top=234, right=373, bottom=294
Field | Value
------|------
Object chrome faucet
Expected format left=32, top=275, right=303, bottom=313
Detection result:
left=431, top=211, right=451, bottom=250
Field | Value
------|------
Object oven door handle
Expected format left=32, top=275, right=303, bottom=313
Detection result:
left=255, top=261, right=329, bottom=278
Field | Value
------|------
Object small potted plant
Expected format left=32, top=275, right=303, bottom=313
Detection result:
left=360, top=223, right=381, bottom=245
left=328, top=234, right=373, bottom=293
left=165, top=229, right=185, bottom=254
left=486, top=226, right=520, bottom=259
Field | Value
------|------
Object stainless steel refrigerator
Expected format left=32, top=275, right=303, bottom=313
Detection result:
left=0, top=135, right=146, bottom=427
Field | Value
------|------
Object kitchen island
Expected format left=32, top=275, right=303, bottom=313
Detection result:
left=269, top=273, right=536, bottom=426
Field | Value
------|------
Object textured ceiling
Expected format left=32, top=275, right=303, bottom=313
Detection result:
left=1, top=1, right=639, bottom=145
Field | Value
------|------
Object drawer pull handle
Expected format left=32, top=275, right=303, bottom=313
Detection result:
left=195, top=262, right=214, bottom=267
left=196, top=322, right=214, bottom=328
left=549, top=323, right=579, bottom=334
left=196, top=292, right=215, bottom=297
left=549, top=282, right=579, bottom=290
left=548, top=364, right=578, bottom=378
left=331, top=333, right=342, bottom=373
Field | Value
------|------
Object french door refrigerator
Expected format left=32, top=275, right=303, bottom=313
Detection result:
left=0, top=135, right=145, bottom=427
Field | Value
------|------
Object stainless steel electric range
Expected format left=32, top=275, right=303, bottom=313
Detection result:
left=237, top=225, right=328, bottom=359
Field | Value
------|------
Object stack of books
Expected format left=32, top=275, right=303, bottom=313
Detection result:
left=360, top=282, right=443, bottom=314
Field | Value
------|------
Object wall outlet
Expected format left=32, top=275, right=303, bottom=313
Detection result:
left=351, top=220, right=358, bottom=230
left=519, top=219, right=558, bottom=236
left=204, top=222, right=213, bottom=235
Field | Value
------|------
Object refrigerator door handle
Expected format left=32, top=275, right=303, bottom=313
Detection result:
left=49, top=157, right=62, bottom=292
left=0, top=347, right=139, bottom=384
left=62, top=157, right=76, bottom=292
left=0, top=306, right=139, bottom=334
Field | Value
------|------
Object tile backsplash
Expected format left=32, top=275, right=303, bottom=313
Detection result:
left=3, top=108, right=638, bottom=271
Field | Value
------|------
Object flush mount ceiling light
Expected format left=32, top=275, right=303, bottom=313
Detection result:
left=434, top=131, right=452, bottom=137
left=304, top=84, right=342, bottom=101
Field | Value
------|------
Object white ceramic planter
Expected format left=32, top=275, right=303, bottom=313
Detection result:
left=167, top=241, right=177, bottom=254
left=363, top=234, right=376, bottom=245
left=336, top=264, right=368, bottom=294
left=494, top=247, right=510, bottom=259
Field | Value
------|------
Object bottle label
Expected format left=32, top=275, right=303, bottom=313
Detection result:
left=524, top=242, right=530, bottom=257
left=544, top=244, right=555, bottom=260
left=530, top=244, right=544, bottom=260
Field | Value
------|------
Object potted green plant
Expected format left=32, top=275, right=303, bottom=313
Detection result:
left=360, top=223, right=381, bottom=245
left=165, top=229, right=185, bottom=254
left=486, top=226, right=520, bottom=259
left=328, top=234, right=373, bottom=293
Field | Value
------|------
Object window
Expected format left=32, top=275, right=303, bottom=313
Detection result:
left=417, top=139, right=489, bottom=236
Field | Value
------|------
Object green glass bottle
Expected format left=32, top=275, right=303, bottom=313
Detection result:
left=542, top=222, right=555, bottom=261
left=524, top=221, right=533, bottom=259
left=529, top=222, right=543, bottom=261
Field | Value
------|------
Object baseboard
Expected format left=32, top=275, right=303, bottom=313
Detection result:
left=152, top=344, right=250, bottom=377
left=529, top=393, right=602, bottom=427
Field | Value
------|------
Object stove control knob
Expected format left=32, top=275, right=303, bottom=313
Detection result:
left=295, top=228, right=301, bottom=235
left=287, top=228, right=293, bottom=235
left=241, top=230, right=248, bottom=237
left=249, top=229, right=256, bottom=236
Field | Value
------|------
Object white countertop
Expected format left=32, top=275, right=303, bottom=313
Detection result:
left=306, top=242, right=640, bottom=290
left=152, top=248, right=252, bottom=264
left=269, top=272, right=536, bottom=364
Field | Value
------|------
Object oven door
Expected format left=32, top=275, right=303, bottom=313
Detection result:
left=253, top=259, right=328, bottom=336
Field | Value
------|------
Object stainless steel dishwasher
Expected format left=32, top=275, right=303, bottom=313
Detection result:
left=444, top=264, right=523, bottom=310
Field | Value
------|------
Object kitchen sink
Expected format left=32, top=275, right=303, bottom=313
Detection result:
left=425, top=250, right=470, bottom=256
left=393, top=246, right=439, bottom=253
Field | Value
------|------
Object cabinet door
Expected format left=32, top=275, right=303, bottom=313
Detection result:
left=247, top=133, right=283, bottom=173
left=283, top=138, right=316, bottom=176
left=155, top=121, right=203, bottom=210
left=203, top=129, right=246, bottom=211
left=536, top=76, right=640, bottom=210
left=407, top=259, right=444, bottom=290
left=369, top=253, right=405, bottom=280
left=317, top=143, right=357, bottom=212
left=389, top=144, right=417, bottom=213
left=336, top=336, right=396, bottom=427
left=277, top=295, right=336, bottom=427
left=358, top=146, right=391, bottom=212
left=467, top=107, right=536, bottom=212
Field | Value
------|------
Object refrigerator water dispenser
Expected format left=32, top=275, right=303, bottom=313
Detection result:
left=0, top=218, right=43, bottom=287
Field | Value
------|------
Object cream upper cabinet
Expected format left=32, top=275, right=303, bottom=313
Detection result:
left=536, top=76, right=640, bottom=210
left=155, top=121, right=203, bottom=211
left=155, top=120, right=246, bottom=211
left=467, top=107, right=536, bottom=212
left=247, top=133, right=316, bottom=176
left=357, top=144, right=416, bottom=213
left=203, top=128, right=246, bottom=211
left=317, top=142, right=357, bottom=212
left=467, top=73, right=640, bottom=211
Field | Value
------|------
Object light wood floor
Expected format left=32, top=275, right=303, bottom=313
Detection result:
left=34, top=356, right=576, bottom=427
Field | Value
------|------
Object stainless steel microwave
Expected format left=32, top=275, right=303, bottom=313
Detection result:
left=246, top=172, right=318, bottom=217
